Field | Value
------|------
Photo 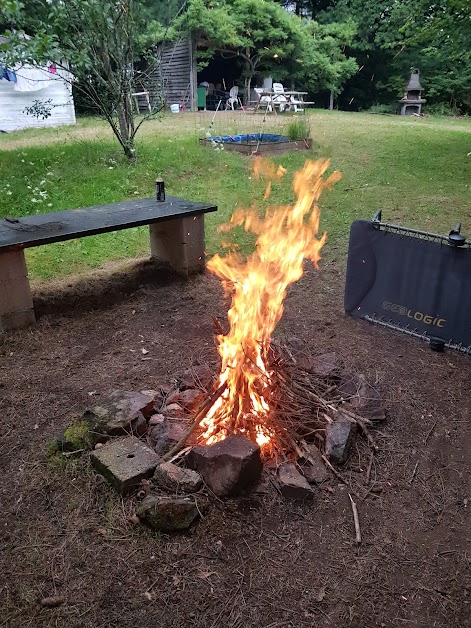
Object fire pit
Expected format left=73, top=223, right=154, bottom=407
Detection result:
left=199, top=133, right=312, bottom=155
left=51, top=157, right=385, bottom=535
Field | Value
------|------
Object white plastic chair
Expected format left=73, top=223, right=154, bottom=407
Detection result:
left=254, top=87, right=272, bottom=112
left=272, top=83, right=288, bottom=112
left=289, top=94, right=305, bottom=112
left=226, top=86, right=241, bottom=110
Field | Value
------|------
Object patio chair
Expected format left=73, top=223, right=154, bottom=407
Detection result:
left=226, top=86, right=242, bottom=110
left=272, top=83, right=288, bottom=113
left=254, top=87, right=273, bottom=112
left=288, top=94, right=305, bottom=112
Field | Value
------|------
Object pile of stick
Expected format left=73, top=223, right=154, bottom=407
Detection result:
left=267, top=343, right=379, bottom=456
left=163, top=342, right=380, bottom=463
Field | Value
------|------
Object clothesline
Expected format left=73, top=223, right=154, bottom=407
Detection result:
left=0, top=63, right=70, bottom=92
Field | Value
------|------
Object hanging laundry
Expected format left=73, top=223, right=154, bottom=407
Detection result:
left=14, top=65, right=51, bottom=92
left=0, top=66, right=17, bottom=82
left=48, top=64, right=57, bottom=74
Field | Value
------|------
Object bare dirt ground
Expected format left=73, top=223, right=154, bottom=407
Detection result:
left=1, top=259, right=470, bottom=627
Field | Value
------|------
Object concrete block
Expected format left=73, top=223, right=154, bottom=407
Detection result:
left=0, top=309, right=35, bottom=332
left=150, top=214, right=205, bottom=276
left=91, top=436, right=160, bottom=494
left=0, top=249, right=35, bottom=331
left=0, top=249, right=29, bottom=283
left=0, top=279, right=35, bottom=314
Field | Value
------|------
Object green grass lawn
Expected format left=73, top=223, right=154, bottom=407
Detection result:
left=0, top=111, right=469, bottom=280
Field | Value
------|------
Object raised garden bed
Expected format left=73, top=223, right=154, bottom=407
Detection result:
left=200, top=133, right=312, bottom=155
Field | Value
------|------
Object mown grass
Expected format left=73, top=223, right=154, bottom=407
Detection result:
left=0, top=110, right=469, bottom=280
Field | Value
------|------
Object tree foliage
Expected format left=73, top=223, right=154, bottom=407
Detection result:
left=318, top=0, right=471, bottom=111
left=0, top=0, right=168, bottom=158
left=177, top=0, right=357, bottom=100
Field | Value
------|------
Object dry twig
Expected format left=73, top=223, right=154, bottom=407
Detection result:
left=348, top=493, right=362, bottom=545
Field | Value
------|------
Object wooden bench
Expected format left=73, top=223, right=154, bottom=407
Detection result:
left=0, top=195, right=217, bottom=331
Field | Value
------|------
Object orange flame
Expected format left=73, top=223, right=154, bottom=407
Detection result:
left=200, top=158, right=341, bottom=449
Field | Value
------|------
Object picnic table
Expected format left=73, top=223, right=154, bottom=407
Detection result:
left=253, top=90, right=313, bottom=114
left=0, top=195, right=217, bottom=331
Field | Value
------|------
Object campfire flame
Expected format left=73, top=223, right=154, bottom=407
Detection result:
left=200, top=158, right=341, bottom=450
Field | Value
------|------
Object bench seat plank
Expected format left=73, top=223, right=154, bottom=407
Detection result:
left=0, top=195, right=217, bottom=252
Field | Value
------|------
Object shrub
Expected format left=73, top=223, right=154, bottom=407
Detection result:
left=284, top=117, right=311, bottom=140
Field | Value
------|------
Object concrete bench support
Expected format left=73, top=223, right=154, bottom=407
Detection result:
left=0, top=249, right=35, bottom=331
left=149, top=215, right=205, bottom=276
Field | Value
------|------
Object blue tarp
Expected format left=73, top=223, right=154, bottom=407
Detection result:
left=208, top=134, right=289, bottom=143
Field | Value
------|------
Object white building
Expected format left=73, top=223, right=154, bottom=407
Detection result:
left=0, top=39, right=76, bottom=133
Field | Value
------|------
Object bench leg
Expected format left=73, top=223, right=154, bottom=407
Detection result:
left=149, top=215, right=206, bottom=276
left=0, top=249, right=35, bottom=332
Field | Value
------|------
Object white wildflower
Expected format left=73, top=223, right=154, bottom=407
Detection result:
left=39, top=191, right=48, bottom=198
left=46, top=171, right=54, bottom=176
left=40, top=179, right=46, bottom=185
left=31, top=198, right=38, bottom=203
left=6, top=190, right=12, bottom=196
left=108, top=166, right=114, bottom=170
left=47, top=203, right=52, bottom=207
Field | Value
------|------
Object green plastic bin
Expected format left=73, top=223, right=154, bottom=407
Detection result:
left=197, top=87, right=206, bottom=110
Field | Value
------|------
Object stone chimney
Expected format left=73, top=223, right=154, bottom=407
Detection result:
left=398, top=69, right=426, bottom=115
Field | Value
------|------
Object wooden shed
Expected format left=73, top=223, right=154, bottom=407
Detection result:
left=151, top=36, right=197, bottom=111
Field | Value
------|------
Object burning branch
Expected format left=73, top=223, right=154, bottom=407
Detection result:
left=196, top=159, right=342, bottom=452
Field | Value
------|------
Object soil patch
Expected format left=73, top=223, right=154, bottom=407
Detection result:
left=1, top=259, right=470, bottom=627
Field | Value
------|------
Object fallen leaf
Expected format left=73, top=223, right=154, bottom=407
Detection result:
left=316, top=586, right=326, bottom=602
left=143, top=591, right=152, bottom=601
left=197, top=571, right=217, bottom=580
left=141, top=348, right=149, bottom=355
left=96, top=527, right=108, bottom=537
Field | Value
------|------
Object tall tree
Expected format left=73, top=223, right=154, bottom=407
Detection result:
left=0, top=0, right=170, bottom=159
left=177, top=0, right=357, bottom=102
left=316, top=0, right=471, bottom=112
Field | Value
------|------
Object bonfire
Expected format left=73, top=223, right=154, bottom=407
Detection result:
left=161, top=157, right=379, bottom=468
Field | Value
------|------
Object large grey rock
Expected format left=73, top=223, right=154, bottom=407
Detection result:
left=91, top=436, right=160, bottom=494
left=277, top=462, right=314, bottom=499
left=136, top=494, right=208, bottom=531
left=297, top=352, right=340, bottom=378
left=88, top=390, right=155, bottom=437
left=154, top=462, right=203, bottom=493
left=339, top=376, right=386, bottom=423
left=299, top=443, right=330, bottom=484
left=149, top=420, right=187, bottom=457
left=187, top=435, right=262, bottom=497
left=325, top=416, right=357, bottom=465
